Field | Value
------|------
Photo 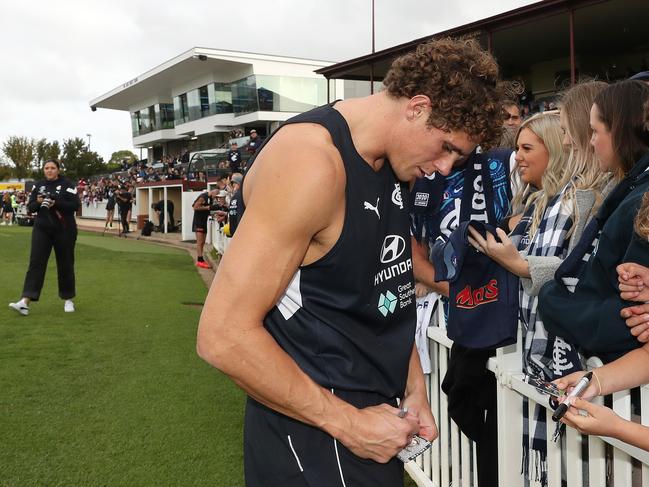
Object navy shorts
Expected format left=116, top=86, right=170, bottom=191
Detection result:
left=244, top=392, right=403, bottom=487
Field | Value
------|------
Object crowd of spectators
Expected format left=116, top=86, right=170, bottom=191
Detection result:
left=77, top=131, right=263, bottom=209
left=0, top=190, right=27, bottom=225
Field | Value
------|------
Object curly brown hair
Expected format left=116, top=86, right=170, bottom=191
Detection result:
left=383, top=37, right=507, bottom=148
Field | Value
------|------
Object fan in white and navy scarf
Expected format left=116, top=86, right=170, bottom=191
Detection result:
left=509, top=184, right=583, bottom=486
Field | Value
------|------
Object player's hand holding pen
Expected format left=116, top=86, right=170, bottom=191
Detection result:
left=341, top=403, right=420, bottom=464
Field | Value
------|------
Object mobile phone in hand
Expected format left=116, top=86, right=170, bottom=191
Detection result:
left=397, top=435, right=432, bottom=463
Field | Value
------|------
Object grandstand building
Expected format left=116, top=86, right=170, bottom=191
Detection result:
left=318, top=0, right=648, bottom=108
left=91, top=0, right=647, bottom=164
left=90, top=48, right=349, bottom=162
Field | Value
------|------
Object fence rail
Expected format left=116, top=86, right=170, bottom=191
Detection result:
left=407, top=295, right=649, bottom=487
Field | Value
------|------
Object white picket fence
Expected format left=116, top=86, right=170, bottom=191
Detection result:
left=208, top=218, right=230, bottom=256
left=406, top=296, right=649, bottom=487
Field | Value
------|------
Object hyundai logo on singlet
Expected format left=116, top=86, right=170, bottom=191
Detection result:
left=380, top=235, right=406, bottom=264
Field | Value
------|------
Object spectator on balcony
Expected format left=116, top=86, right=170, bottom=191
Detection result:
left=246, top=129, right=262, bottom=154
left=227, top=142, right=242, bottom=174
left=180, top=149, right=190, bottom=164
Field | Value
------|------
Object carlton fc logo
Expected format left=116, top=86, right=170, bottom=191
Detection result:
left=380, top=235, right=406, bottom=264
left=455, top=279, right=499, bottom=309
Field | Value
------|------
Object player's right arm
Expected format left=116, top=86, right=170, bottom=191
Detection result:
left=196, top=124, right=419, bottom=463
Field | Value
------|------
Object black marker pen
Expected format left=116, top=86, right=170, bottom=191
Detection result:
left=552, top=371, right=593, bottom=422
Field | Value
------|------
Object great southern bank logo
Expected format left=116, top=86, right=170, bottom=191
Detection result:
left=377, top=291, right=398, bottom=316
left=380, top=235, right=406, bottom=264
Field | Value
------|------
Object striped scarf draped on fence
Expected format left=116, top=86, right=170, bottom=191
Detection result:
left=509, top=186, right=583, bottom=486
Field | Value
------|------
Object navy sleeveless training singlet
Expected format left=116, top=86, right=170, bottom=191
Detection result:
left=241, top=103, right=416, bottom=400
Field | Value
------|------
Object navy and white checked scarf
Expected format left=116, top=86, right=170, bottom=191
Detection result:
left=510, top=185, right=583, bottom=486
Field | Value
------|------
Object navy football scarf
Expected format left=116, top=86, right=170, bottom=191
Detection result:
left=410, top=149, right=511, bottom=246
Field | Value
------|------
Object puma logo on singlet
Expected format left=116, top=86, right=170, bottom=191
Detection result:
left=364, top=197, right=380, bottom=219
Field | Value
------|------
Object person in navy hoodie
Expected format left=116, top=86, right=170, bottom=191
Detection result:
left=539, top=80, right=649, bottom=362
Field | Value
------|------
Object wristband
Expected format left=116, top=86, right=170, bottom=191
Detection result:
left=592, top=370, right=602, bottom=396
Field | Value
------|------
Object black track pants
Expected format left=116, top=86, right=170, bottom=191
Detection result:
left=22, top=224, right=77, bottom=301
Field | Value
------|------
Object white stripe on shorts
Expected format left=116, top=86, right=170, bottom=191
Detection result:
left=331, top=389, right=348, bottom=487
left=287, top=434, right=304, bottom=472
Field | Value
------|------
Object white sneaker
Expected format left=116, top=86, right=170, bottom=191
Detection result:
left=64, top=300, right=75, bottom=313
left=9, top=301, right=29, bottom=315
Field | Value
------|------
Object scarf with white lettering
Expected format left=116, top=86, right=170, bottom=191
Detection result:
left=410, top=148, right=512, bottom=246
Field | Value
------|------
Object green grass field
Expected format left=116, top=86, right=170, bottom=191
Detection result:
left=0, top=226, right=246, bottom=487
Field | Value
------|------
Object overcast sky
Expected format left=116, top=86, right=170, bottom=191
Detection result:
left=0, top=0, right=535, bottom=162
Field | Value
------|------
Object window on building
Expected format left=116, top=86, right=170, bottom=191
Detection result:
left=159, top=103, right=174, bottom=129
left=232, top=76, right=260, bottom=115
left=212, top=82, right=233, bottom=114
left=255, top=75, right=327, bottom=112
left=139, top=109, right=151, bottom=134
left=174, top=93, right=190, bottom=124
left=199, top=86, right=210, bottom=117
left=130, top=112, right=139, bottom=137
left=149, top=106, right=156, bottom=131
left=187, top=89, right=201, bottom=121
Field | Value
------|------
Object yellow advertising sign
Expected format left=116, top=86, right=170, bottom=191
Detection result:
left=0, top=182, right=25, bottom=191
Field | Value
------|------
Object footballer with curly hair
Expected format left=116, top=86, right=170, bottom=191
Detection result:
left=197, top=37, right=507, bottom=486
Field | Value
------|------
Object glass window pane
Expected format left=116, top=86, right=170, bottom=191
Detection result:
left=160, top=103, right=174, bottom=129
left=255, top=75, right=327, bottom=112
left=140, top=109, right=150, bottom=134
left=199, top=86, right=210, bottom=117
left=174, top=94, right=189, bottom=124
left=131, top=112, right=139, bottom=136
left=187, top=89, right=201, bottom=121
left=212, top=82, right=233, bottom=114
left=149, top=106, right=157, bottom=131
left=232, top=76, right=259, bottom=115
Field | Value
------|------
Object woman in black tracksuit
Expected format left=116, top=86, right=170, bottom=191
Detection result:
left=8, top=159, right=80, bottom=316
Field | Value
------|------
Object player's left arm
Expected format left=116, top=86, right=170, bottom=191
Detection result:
left=402, top=345, right=438, bottom=442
